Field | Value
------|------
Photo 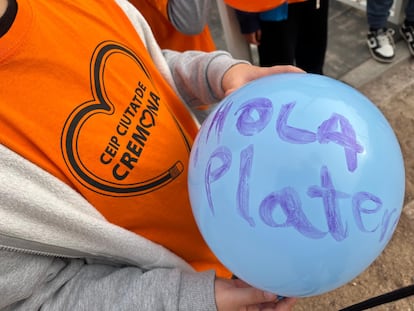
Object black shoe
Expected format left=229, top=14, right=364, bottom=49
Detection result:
left=399, top=22, right=414, bottom=55
left=366, top=28, right=395, bottom=63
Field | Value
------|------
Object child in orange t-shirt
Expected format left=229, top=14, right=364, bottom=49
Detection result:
left=0, top=0, right=300, bottom=309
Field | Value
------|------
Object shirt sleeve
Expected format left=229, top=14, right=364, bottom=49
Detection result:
left=0, top=250, right=217, bottom=311
left=167, top=0, right=211, bottom=34
left=162, top=49, right=250, bottom=109
left=0, top=141, right=218, bottom=311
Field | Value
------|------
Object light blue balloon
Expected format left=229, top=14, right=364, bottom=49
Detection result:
left=188, top=73, right=405, bottom=297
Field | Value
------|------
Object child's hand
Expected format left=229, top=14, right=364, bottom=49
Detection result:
left=215, top=277, right=297, bottom=311
left=221, top=63, right=305, bottom=97
left=243, top=30, right=262, bottom=45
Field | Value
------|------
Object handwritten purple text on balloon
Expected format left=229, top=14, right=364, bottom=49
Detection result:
left=199, top=97, right=397, bottom=243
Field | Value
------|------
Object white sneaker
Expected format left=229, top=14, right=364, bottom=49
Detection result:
left=400, top=23, right=414, bottom=55
left=366, top=28, right=395, bottom=63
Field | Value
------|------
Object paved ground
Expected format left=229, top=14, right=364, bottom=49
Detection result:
left=208, top=2, right=414, bottom=310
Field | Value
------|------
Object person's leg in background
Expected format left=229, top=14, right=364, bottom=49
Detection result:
left=257, top=11, right=299, bottom=67
left=400, top=0, right=414, bottom=55
left=366, top=0, right=395, bottom=62
left=294, top=0, right=329, bottom=74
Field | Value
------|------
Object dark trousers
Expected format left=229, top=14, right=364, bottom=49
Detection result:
left=258, top=0, right=329, bottom=74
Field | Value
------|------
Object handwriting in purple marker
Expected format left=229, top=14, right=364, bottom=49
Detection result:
left=307, top=165, right=350, bottom=241
left=199, top=97, right=396, bottom=243
left=207, top=98, right=364, bottom=172
left=277, top=102, right=364, bottom=172
left=237, top=144, right=255, bottom=226
left=205, top=146, right=231, bottom=215
left=205, top=146, right=391, bottom=241
left=259, top=186, right=326, bottom=239
left=206, top=100, right=233, bottom=143
left=235, top=98, right=273, bottom=136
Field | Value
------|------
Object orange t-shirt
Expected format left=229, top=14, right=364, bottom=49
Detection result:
left=0, top=0, right=230, bottom=277
left=129, top=0, right=216, bottom=52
